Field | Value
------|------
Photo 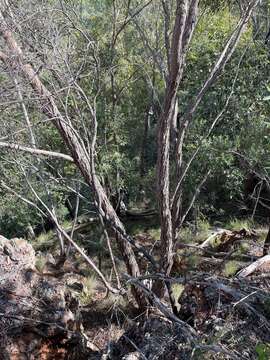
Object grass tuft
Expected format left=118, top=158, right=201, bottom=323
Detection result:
left=80, top=275, right=97, bottom=305
left=179, top=218, right=211, bottom=244
left=35, top=255, right=47, bottom=273
left=171, top=284, right=185, bottom=312
left=147, top=228, right=161, bottom=241
left=223, top=261, right=241, bottom=277
left=226, top=218, right=253, bottom=231
left=32, top=231, right=55, bottom=252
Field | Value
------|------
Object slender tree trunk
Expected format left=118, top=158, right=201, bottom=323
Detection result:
left=156, top=1, right=198, bottom=287
left=140, top=108, right=150, bottom=178
left=263, top=223, right=270, bottom=256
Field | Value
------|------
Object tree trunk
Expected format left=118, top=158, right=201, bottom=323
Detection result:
left=263, top=223, right=270, bottom=256
left=140, top=108, right=150, bottom=178
left=156, top=1, right=199, bottom=296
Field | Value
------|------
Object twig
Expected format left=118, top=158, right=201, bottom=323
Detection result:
left=233, top=290, right=258, bottom=308
left=124, top=274, right=197, bottom=341
left=122, top=335, right=148, bottom=360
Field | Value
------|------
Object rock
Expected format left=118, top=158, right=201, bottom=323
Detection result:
left=0, top=237, right=90, bottom=359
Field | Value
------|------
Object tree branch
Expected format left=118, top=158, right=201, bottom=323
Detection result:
left=0, top=141, right=74, bottom=161
left=177, top=0, right=259, bottom=138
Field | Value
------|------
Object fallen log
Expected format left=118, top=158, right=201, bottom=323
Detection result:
left=199, top=228, right=257, bottom=252
left=237, top=254, right=270, bottom=277
left=177, top=243, right=260, bottom=262
left=124, top=209, right=158, bottom=219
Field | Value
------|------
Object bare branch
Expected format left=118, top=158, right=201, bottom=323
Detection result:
left=3, top=173, right=122, bottom=295
left=0, top=8, right=152, bottom=308
left=0, top=180, right=46, bottom=217
left=0, top=141, right=74, bottom=161
left=125, top=274, right=197, bottom=340
left=177, top=170, right=211, bottom=234
left=171, top=39, right=250, bottom=213
left=238, top=255, right=270, bottom=277
left=177, top=0, right=259, bottom=136
left=112, top=0, right=153, bottom=48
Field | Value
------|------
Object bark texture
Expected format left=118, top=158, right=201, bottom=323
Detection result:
left=157, top=0, right=199, bottom=279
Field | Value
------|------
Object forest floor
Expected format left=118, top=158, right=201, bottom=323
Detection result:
left=17, top=218, right=270, bottom=359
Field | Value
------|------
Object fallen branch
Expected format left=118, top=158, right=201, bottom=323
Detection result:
left=199, top=230, right=225, bottom=248
left=124, top=274, right=197, bottom=341
left=2, top=180, right=123, bottom=295
left=237, top=254, right=270, bottom=278
left=177, top=243, right=260, bottom=262
left=198, top=228, right=257, bottom=253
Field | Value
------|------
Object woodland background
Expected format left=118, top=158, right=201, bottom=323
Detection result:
left=1, top=1, right=270, bottom=359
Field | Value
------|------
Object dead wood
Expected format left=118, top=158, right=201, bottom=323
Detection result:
left=237, top=254, right=270, bottom=277
left=199, top=228, right=257, bottom=252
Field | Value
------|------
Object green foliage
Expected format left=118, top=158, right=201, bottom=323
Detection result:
left=1, top=0, right=270, bottom=240
left=35, top=255, right=47, bottom=273
left=180, top=219, right=211, bottom=244
left=147, top=227, right=161, bottom=242
left=255, top=343, right=270, bottom=360
left=223, top=260, right=240, bottom=277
